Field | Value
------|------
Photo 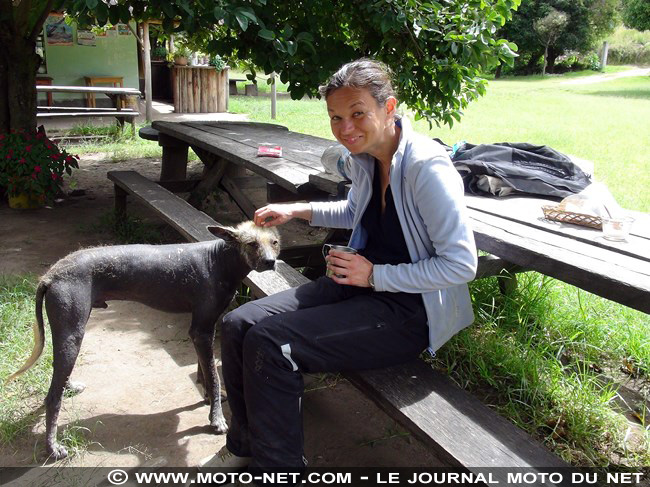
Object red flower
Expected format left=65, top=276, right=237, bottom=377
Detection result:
left=51, top=173, right=58, bottom=181
left=52, top=154, right=60, bottom=160
left=65, top=156, right=73, bottom=162
left=31, top=173, right=37, bottom=179
left=19, top=158, right=26, bottom=164
left=34, top=165, right=41, bottom=172
left=25, top=145, right=32, bottom=152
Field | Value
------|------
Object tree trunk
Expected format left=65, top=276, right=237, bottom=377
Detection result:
left=0, top=36, right=39, bottom=133
left=542, top=44, right=548, bottom=76
left=494, top=64, right=502, bottom=79
left=546, top=49, right=559, bottom=74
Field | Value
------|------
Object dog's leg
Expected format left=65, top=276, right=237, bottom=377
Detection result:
left=189, top=310, right=227, bottom=434
left=44, top=287, right=91, bottom=461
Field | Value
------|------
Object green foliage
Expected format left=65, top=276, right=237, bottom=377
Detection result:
left=62, top=0, right=521, bottom=126
left=209, top=54, right=227, bottom=71
left=606, top=25, right=650, bottom=65
left=151, top=45, right=168, bottom=61
left=173, top=45, right=192, bottom=60
left=622, top=0, right=650, bottom=32
left=499, top=0, right=618, bottom=74
left=0, top=129, right=79, bottom=203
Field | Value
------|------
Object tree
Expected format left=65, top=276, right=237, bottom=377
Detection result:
left=534, top=8, right=568, bottom=75
left=499, top=0, right=618, bottom=74
left=622, top=0, right=650, bottom=32
left=1, top=0, right=521, bottom=135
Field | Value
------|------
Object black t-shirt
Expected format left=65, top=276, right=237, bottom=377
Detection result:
left=359, top=165, right=411, bottom=265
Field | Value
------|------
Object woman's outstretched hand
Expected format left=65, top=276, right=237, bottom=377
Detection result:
left=326, top=250, right=374, bottom=288
left=253, top=203, right=312, bottom=227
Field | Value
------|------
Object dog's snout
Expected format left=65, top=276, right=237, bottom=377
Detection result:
left=261, top=258, right=276, bottom=271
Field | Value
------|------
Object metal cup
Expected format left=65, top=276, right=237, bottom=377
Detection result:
left=322, top=244, right=357, bottom=278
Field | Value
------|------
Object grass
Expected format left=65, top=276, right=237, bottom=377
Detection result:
left=0, top=275, right=52, bottom=447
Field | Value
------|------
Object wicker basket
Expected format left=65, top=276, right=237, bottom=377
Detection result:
left=542, top=205, right=602, bottom=229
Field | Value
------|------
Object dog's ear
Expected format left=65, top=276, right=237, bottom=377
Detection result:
left=207, top=225, right=237, bottom=242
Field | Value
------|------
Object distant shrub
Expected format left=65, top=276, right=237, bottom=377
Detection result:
left=554, top=51, right=601, bottom=73
left=605, top=25, right=650, bottom=65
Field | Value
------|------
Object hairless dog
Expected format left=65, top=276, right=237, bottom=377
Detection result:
left=7, top=221, right=280, bottom=460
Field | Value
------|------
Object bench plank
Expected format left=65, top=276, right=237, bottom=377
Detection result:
left=36, top=85, right=140, bottom=95
left=38, top=112, right=138, bottom=118
left=347, top=361, right=570, bottom=473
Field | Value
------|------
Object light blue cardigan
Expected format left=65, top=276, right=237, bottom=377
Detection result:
left=310, top=117, right=478, bottom=353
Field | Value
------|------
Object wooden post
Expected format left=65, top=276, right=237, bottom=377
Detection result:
left=200, top=68, right=206, bottom=113
left=225, top=66, right=230, bottom=112
left=600, top=41, right=609, bottom=71
left=271, top=71, right=277, bottom=119
left=193, top=68, right=199, bottom=112
left=142, top=22, right=152, bottom=123
left=172, top=66, right=179, bottom=113
left=209, top=69, right=217, bottom=112
left=187, top=68, right=194, bottom=113
left=158, top=133, right=189, bottom=181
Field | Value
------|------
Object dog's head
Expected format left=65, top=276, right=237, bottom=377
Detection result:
left=208, top=221, right=280, bottom=272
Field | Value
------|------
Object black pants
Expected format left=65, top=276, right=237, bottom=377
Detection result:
left=221, top=276, right=428, bottom=469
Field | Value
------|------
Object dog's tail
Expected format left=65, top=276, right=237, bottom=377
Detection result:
left=5, top=281, right=48, bottom=384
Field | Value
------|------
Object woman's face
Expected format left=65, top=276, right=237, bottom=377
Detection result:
left=326, top=86, right=396, bottom=156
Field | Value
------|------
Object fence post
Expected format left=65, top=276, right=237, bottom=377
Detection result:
left=600, top=41, right=609, bottom=71
left=271, top=72, right=277, bottom=120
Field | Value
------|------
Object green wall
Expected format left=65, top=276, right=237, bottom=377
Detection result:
left=42, top=21, right=139, bottom=105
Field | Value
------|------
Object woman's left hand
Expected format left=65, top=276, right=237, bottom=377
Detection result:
left=326, top=250, right=374, bottom=288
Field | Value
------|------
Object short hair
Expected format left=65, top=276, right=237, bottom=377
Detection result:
left=318, top=58, right=396, bottom=106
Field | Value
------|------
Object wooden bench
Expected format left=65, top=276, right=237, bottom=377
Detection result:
left=107, top=169, right=574, bottom=482
left=36, top=85, right=141, bottom=134
left=229, top=77, right=257, bottom=96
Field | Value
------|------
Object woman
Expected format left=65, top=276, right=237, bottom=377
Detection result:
left=202, top=59, right=477, bottom=472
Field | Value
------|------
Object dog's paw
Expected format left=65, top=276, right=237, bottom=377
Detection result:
left=64, top=380, right=86, bottom=395
left=211, top=416, right=229, bottom=435
left=47, top=443, right=69, bottom=461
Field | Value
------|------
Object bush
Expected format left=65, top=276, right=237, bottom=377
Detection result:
left=554, top=51, right=601, bottom=73
left=605, top=25, right=650, bottom=65
left=0, top=128, right=78, bottom=204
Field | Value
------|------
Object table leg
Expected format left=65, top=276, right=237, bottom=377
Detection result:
left=114, top=185, right=127, bottom=224
left=159, top=133, right=189, bottom=181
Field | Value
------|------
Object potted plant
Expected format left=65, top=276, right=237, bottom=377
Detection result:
left=151, top=45, right=168, bottom=62
left=0, top=127, right=79, bottom=209
left=173, top=46, right=192, bottom=66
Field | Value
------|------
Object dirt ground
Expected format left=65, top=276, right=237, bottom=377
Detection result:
left=0, top=153, right=443, bottom=469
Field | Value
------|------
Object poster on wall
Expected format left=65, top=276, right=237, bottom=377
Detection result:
left=45, top=14, right=73, bottom=45
left=77, top=30, right=96, bottom=46
left=117, top=24, right=131, bottom=35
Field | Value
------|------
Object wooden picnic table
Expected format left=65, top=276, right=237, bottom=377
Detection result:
left=152, top=120, right=650, bottom=314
